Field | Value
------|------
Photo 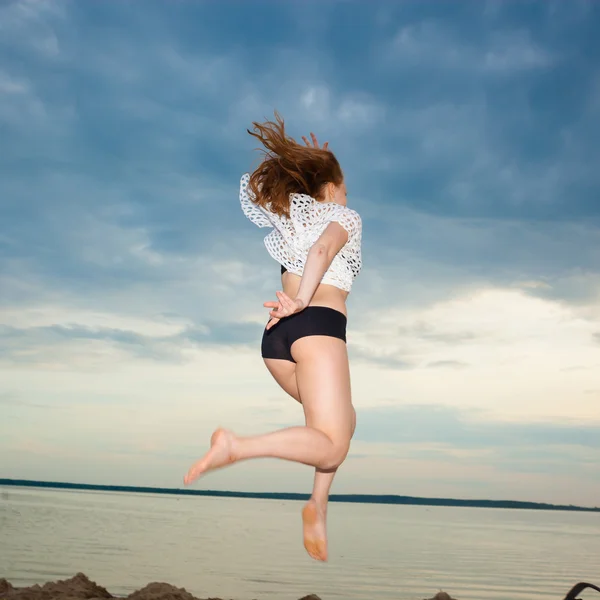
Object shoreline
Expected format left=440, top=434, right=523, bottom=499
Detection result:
left=0, top=573, right=457, bottom=600
left=2, top=479, right=599, bottom=513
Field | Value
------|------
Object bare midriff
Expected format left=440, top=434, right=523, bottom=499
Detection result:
left=281, top=272, right=349, bottom=317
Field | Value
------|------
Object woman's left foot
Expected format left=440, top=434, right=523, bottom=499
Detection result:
left=183, top=428, right=237, bottom=485
left=302, top=499, right=328, bottom=561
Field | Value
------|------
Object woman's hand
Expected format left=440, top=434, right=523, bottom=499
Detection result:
left=263, top=291, right=305, bottom=330
left=302, top=132, right=328, bottom=150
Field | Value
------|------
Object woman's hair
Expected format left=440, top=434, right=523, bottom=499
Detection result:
left=246, top=112, right=343, bottom=218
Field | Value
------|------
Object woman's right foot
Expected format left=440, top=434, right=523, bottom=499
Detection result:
left=302, top=499, right=328, bottom=561
left=183, top=428, right=237, bottom=485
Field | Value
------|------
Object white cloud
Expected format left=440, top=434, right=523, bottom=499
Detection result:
left=300, top=85, right=330, bottom=113
left=338, top=95, right=385, bottom=127
left=0, top=306, right=191, bottom=337
left=0, top=71, right=28, bottom=95
left=0, top=72, right=47, bottom=125
left=349, top=286, right=600, bottom=422
left=483, top=30, right=553, bottom=72
left=296, top=84, right=385, bottom=133
left=0, top=0, right=64, bottom=58
left=389, top=21, right=553, bottom=74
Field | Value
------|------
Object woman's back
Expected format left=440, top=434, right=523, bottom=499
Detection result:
left=281, top=270, right=349, bottom=316
left=239, top=173, right=362, bottom=314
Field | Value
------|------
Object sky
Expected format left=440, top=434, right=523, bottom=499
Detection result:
left=1, top=0, right=599, bottom=507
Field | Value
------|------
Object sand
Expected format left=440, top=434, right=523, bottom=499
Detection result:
left=0, top=573, right=457, bottom=600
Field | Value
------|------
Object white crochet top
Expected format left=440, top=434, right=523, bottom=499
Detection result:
left=239, top=173, right=362, bottom=292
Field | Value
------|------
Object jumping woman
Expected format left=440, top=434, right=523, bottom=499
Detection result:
left=183, top=113, right=362, bottom=562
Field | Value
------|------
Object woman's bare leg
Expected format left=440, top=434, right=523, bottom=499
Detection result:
left=264, top=358, right=356, bottom=503
left=264, top=359, right=342, bottom=502
left=292, top=336, right=353, bottom=560
left=183, top=337, right=354, bottom=492
left=301, top=404, right=355, bottom=560
left=264, top=357, right=355, bottom=560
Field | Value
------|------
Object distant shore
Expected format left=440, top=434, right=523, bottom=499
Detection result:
left=2, top=478, right=599, bottom=513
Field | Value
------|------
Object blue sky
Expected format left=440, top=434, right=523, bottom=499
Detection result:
left=1, top=0, right=599, bottom=506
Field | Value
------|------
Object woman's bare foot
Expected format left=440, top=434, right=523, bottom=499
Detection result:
left=302, top=499, right=328, bottom=561
left=183, top=428, right=237, bottom=485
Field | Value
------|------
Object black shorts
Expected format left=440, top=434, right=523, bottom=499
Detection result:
left=261, top=306, right=347, bottom=363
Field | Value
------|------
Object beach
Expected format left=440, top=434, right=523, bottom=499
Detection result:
left=0, top=573, right=321, bottom=600
left=0, top=573, right=460, bottom=600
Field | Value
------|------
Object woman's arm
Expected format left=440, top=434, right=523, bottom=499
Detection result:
left=263, top=221, right=349, bottom=328
left=294, top=221, right=349, bottom=308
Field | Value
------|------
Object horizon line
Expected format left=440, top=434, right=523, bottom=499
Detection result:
left=1, top=478, right=599, bottom=513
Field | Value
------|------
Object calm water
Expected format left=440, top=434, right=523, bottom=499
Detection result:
left=1, top=486, right=599, bottom=600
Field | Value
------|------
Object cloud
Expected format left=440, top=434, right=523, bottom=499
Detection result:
left=350, top=403, right=600, bottom=485
left=1, top=0, right=599, bottom=503
left=0, top=0, right=65, bottom=58
left=482, top=30, right=553, bottom=72
left=354, top=404, right=600, bottom=448
left=0, top=71, right=28, bottom=94
left=398, top=323, right=481, bottom=345
left=351, top=285, right=598, bottom=368
left=0, top=318, right=262, bottom=367
left=426, top=360, right=469, bottom=369
left=391, top=22, right=553, bottom=73
left=349, top=346, right=413, bottom=370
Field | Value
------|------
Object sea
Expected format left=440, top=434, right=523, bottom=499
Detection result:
left=1, top=486, right=599, bottom=600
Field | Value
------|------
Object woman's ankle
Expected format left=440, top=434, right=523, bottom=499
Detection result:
left=308, top=496, right=328, bottom=512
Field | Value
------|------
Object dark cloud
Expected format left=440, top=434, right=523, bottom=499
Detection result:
left=1, top=0, right=599, bottom=333
left=0, top=321, right=262, bottom=364
left=182, top=321, right=261, bottom=347
left=398, top=323, right=481, bottom=344
left=426, top=360, right=469, bottom=369
left=348, top=347, right=414, bottom=370
left=354, top=404, right=600, bottom=449
left=348, top=349, right=469, bottom=371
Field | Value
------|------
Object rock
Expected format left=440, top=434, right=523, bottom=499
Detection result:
left=46, top=573, right=112, bottom=599
left=424, top=592, right=458, bottom=600
left=0, top=575, right=320, bottom=600
left=0, top=580, right=15, bottom=596
left=126, top=583, right=198, bottom=600
left=0, top=573, right=112, bottom=600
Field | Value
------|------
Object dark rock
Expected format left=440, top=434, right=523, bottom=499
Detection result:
left=127, top=583, right=198, bottom=600
left=0, top=575, right=323, bottom=600
left=0, top=574, right=111, bottom=600
left=0, top=580, right=15, bottom=596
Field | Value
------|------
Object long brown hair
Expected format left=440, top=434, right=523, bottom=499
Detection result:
left=246, top=112, right=343, bottom=218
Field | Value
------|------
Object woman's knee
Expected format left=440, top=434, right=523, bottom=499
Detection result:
left=320, top=437, right=351, bottom=471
